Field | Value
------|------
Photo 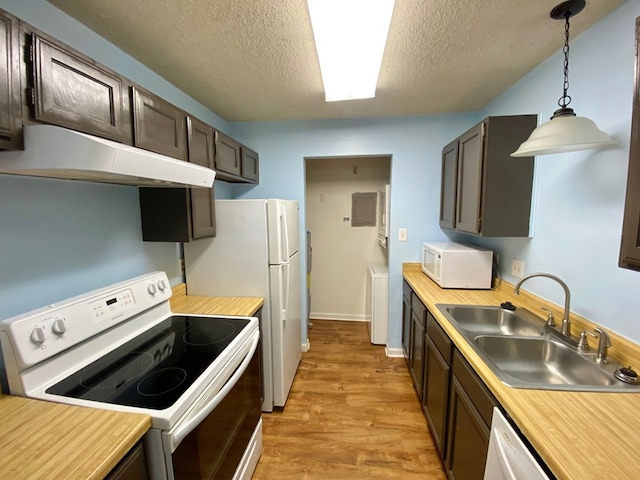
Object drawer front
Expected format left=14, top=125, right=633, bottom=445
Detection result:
left=452, top=349, right=496, bottom=428
left=402, top=280, right=412, bottom=299
left=411, top=293, right=426, bottom=325
left=427, top=311, right=452, bottom=364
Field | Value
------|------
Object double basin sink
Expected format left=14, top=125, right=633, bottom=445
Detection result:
left=436, top=304, right=640, bottom=392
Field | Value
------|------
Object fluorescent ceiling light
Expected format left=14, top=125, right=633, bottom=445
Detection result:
left=307, top=0, right=395, bottom=102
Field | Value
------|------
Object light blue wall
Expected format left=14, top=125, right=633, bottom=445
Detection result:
left=0, top=0, right=231, bottom=321
left=231, top=1, right=640, bottom=347
left=461, top=0, right=640, bottom=343
left=230, top=114, right=480, bottom=348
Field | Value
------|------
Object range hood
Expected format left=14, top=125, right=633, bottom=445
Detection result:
left=0, top=125, right=215, bottom=188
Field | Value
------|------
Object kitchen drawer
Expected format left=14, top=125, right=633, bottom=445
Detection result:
left=403, top=280, right=412, bottom=299
left=411, top=293, right=426, bottom=324
left=452, top=349, right=497, bottom=428
left=427, top=311, right=452, bottom=363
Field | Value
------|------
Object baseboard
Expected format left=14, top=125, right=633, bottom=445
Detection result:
left=301, top=340, right=310, bottom=352
left=385, top=347, right=404, bottom=358
left=310, top=312, right=367, bottom=322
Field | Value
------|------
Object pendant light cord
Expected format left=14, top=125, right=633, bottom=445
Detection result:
left=559, top=14, right=572, bottom=110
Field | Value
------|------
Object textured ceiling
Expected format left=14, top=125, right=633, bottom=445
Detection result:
left=47, top=0, right=623, bottom=122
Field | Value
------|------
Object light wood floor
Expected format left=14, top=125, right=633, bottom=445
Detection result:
left=252, top=320, right=447, bottom=480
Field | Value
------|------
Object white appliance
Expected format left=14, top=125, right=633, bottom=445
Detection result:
left=377, top=184, right=390, bottom=248
left=0, top=124, right=215, bottom=188
left=366, top=265, right=388, bottom=345
left=484, top=407, right=550, bottom=480
left=0, top=272, right=262, bottom=480
left=184, top=199, right=302, bottom=412
left=422, top=241, right=493, bottom=289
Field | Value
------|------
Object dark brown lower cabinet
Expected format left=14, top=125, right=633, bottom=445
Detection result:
left=105, top=442, right=149, bottom=480
left=445, top=350, right=497, bottom=480
left=422, top=312, right=452, bottom=458
left=409, top=293, right=426, bottom=397
left=402, top=281, right=412, bottom=365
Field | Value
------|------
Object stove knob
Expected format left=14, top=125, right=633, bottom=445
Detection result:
left=163, top=344, right=172, bottom=356
left=148, top=283, right=158, bottom=295
left=157, top=280, right=167, bottom=292
left=52, top=319, right=67, bottom=335
left=30, top=327, right=45, bottom=345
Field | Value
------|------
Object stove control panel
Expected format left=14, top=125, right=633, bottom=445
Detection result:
left=0, top=271, right=172, bottom=369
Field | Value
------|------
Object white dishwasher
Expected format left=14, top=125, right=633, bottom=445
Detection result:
left=366, top=264, right=388, bottom=345
left=484, top=407, right=550, bottom=480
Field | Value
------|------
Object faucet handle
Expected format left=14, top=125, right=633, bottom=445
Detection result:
left=577, top=330, right=597, bottom=352
left=594, top=327, right=612, bottom=364
left=540, top=306, right=555, bottom=327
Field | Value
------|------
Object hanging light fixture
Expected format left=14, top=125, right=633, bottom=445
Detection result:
left=511, top=0, right=614, bottom=157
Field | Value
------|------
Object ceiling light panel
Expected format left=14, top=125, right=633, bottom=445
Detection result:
left=307, top=0, right=395, bottom=102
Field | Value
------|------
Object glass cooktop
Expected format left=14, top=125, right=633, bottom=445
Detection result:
left=46, top=315, right=250, bottom=410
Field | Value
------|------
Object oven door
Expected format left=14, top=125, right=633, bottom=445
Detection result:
left=156, top=333, right=262, bottom=480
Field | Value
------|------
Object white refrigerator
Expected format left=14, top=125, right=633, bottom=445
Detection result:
left=183, top=199, right=302, bottom=412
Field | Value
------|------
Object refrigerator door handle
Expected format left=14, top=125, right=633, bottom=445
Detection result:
left=279, top=262, right=289, bottom=324
left=279, top=204, right=290, bottom=261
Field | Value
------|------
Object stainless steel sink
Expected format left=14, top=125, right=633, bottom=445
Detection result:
left=436, top=303, right=640, bottom=392
left=441, top=305, right=544, bottom=337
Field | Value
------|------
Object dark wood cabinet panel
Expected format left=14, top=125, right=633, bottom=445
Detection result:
left=132, top=86, right=186, bottom=160
left=422, top=335, right=451, bottom=458
left=409, top=293, right=426, bottom=398
left=139, top=116, right=216, bottom=242
left=30, top=33, right=131, bottom=144
left=187, top=116, right=216, bottom=239
left=241, top=145, right=259, bottom=183
left=402, top=281, right=412, bottom=364
left=456, top=124, right=484, bottom=234
left=105, top=442, right=149, bottom=480
left=440, top=115, right=536, bottom=237
left=620, top=18, right=640, bottom=271
left=444, top=350, right=497, bottom=480
left=0, top=10, right=21, bottom=150
left=214, top=130, right=241, bottom=177
left=439, top=139, right=458, bottom=229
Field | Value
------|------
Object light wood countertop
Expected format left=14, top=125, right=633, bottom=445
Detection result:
left=403, top=263, right=640, bottom=480
left=170, top=284, right=264, bottom=317
left=0, top=394, right=150, bottom=480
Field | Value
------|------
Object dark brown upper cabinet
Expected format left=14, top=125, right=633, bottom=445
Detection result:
left=0, top=10, right=21, bottom=150
left=439, top=139, right=459, bottom=229
left=619, top=18, right=640, bottom=271
left=132, top=86, right=186, bottom=160
left=241, top=145, right=259, bottom=183
left=440, top=115, right=537, bottom=237
left=214, top=130, right=241, bottom=177
left=139, top=116, right=216, bottom=242
left=29, top=33, right=131, bottom=144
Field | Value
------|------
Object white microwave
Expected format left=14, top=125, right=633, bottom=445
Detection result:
left=422, top=242, right=493, bottom=289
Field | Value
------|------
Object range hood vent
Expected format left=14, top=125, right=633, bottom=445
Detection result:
left=0, top=125, right=215, bottom=188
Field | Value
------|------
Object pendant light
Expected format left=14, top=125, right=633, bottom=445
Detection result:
left=511, top=0, right=614, bottom=157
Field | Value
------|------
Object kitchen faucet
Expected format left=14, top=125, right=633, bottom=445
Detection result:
left=514, top=273, right=572, bottom=337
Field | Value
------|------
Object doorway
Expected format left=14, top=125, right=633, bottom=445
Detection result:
left=305, top=155, right=391, bottom=323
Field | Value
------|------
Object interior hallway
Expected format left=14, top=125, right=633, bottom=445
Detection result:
left=252, top=320, right=447, bottom=479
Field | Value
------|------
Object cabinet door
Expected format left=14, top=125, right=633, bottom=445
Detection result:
left=105, top=442, right=149, bottom=480
left=0, top=10, right=21, bottom=150
left=214, top=130, right=241, bottom=176
left=455, top=123, right=484, bottom=234
left=409, top=309, right=425, bottom=397
left=620, top=18, right=640, bottom=271
left=402, top=292, right=412, bottom=364
left=187, top=116, right=216, bottom=239
left=31, top=34, right=131, bottom=143
left=132, top=86, right=186, bottom=160
left=422, top=335, right=451, bottom=459
left=439, top=139, right=458, bottom=229
left=445, top=377, right=491, bottom=480
left=241, top=146, right=259, bottom=183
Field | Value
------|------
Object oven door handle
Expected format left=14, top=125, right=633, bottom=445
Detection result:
left=166, top=334, right=259, bottom=452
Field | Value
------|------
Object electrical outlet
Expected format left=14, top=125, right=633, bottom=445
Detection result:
left=398, top=228, right=408, bottom=242
left=511, top=259, right=524, bottom=278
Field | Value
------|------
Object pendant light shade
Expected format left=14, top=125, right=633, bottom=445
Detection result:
left=511, top=113, right=615, bottom=157
left=511, top=0, right=614, bottom=157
